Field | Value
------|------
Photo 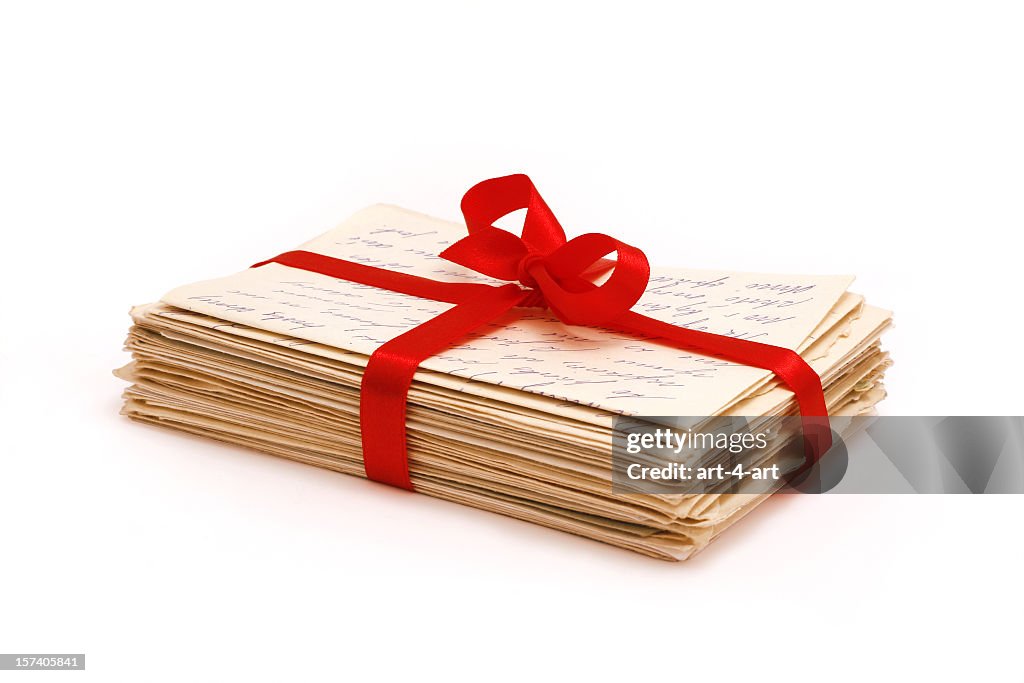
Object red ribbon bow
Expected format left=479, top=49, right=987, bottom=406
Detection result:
left=255, top=174, right=832, bottom=490
left=442, top=174, right=650, bottom=326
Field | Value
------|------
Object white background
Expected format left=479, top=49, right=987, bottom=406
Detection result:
left=2, top=2, right=1023, bottom=681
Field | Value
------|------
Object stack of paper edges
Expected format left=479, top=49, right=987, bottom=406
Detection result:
left=117, top=206, right=892, bottom=560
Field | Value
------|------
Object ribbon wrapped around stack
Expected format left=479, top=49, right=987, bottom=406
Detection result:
left=117, top=175, right=892, bottom=560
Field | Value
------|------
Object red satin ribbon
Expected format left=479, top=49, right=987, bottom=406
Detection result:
left=253, top=174, right=832, bottom=490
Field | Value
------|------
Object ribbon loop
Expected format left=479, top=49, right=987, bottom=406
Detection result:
left=460, top=173, right=567, bottom=253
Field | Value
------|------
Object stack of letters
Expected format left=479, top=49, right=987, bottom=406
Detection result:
left=117, top=205, right=891, bottom=560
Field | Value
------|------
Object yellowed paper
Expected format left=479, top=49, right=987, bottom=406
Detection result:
left=162, top=205, right=854, bottom=417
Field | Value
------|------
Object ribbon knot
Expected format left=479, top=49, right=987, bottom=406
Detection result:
left=440, top=174, right=652, bottom=326
left=516, top=252, right=546, bottom=289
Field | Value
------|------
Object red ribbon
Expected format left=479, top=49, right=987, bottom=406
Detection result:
left=254, top=174, right=832, bottom=490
